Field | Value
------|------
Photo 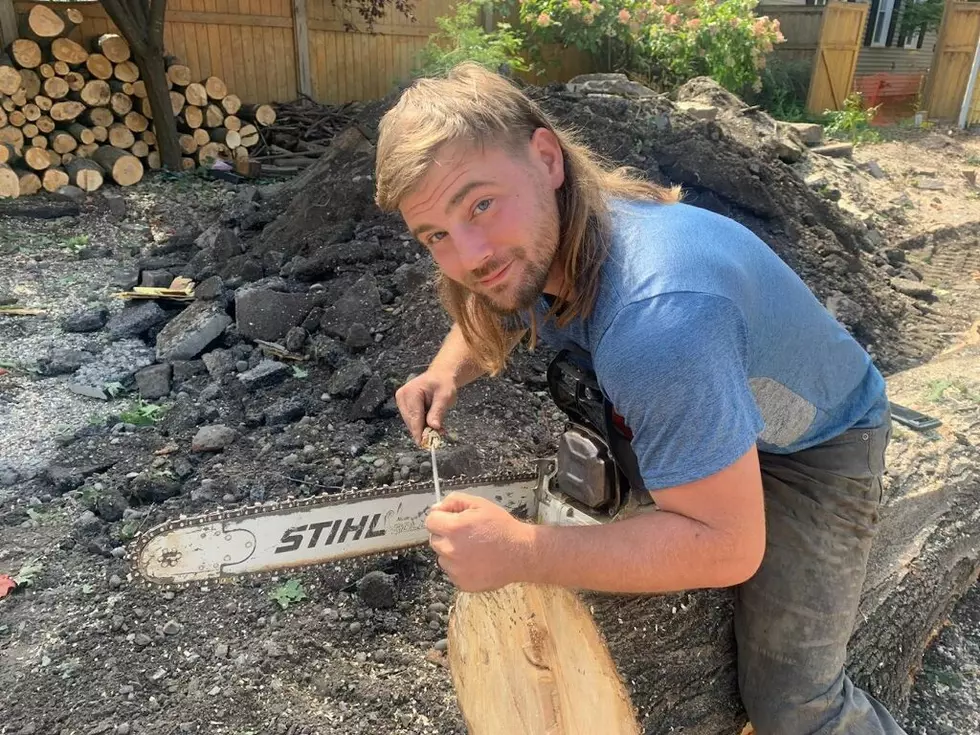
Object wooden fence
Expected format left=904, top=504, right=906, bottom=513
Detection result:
left=922, top=0, right=980, bottom=122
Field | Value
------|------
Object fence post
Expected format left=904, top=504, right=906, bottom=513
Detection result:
left=960, top=23, right=980, bottom=127
left=921, top=0, right=956, bottom=116
left=0, top=0, right=17, bottom=47
left=293, top=0, right=313, bottom=98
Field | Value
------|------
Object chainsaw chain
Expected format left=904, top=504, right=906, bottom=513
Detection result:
left=126, top=467, right=544, bottom=591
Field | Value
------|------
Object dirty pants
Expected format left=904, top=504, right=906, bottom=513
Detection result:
left=734, top=415, right=908, bottom=734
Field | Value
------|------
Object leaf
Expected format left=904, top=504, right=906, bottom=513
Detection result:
left=0, top=574, right=16, bottom=598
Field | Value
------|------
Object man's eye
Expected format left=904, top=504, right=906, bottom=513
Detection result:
left=428, top=232, right=446, bottom=245
left=475, top=198, right=492, bottom=214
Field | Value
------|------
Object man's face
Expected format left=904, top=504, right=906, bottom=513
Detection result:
left=399, top=130, right=566, bottom=314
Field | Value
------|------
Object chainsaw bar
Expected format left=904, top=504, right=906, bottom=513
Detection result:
left=127, top=467, right=546, bottom=589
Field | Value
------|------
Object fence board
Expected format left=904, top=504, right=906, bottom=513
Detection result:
left=923, top=0, right=980, bottom=120
left=758, top=4, right=825, bottom=63
left=806, top=1, right=869, bottom=113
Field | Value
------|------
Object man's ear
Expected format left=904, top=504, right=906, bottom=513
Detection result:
left=529, top=127, right=565, bottom=189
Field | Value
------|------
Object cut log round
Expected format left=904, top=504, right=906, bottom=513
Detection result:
left=49, top=131, right=77, bottom=155
left=204, top=104, right=224, bottom=128
left=239, top=103, right=276, bottom=127
left=45, top=148, right=60, bottom=167
left=184, top=82, right=208, bottom=107
left=0, top=162, right=20, bottom=198
left=178, top=134, right=197, bottom=155
left=42, top=167, right=69, bottom=192
left=0, top=127, right=25, bottom=150
left=52, top=60, right=69, bottom=76
left=204, top=76, right=228, bottom=100
left=130, top=140, right=149, bottom=158
left=19, top=69, right=41, bottom=98
left=210, top=127, right=240, bottom=149
left=131, top=80, right=146, bottom=99
left=140, top=97, right=152, bottom=119
left=91, top=146, right=142, bottom=185
left=65, top=158, right=104, bottom=192
left=24, top=146, right=51, bottom=171
left=110, top=92, right=132, bottom=117
left=22, top=104, right=40, bottom=122
left=11, top=39, right=42, bottom=69
left=0, top=109, right=6, bottom=127
left=86, top=53, right=113, bottom=81
left=17, top=170, right=41, bottom=195
left=42, top=76, right=69, bottom=99
left=90, top=126, right=107, bottom=143
left=59, top=152, right=74, bottom=166
left=124, top=111, right=148, bottom=133
left=86, top=107, right=114, bottom=128
left=197, top=142, right=228, bottom=166
left=51, top=101, right=86, bottom=122
left=239, top=124, right=259, bottom=147
left=38, top=63, right=54, bottom=79
left=66, top=123, right=95, bottom=146
left=35, top=116, right=54, bottom=134
left=448, top=584, right=641, bottom=735
left=31, top=135, right=47, bottom=150
left=113, top=61, right=139, bottom=83
left=147, top=150, right=161, bottom=170
left=21, top=124, right=38, bottom=140
left=34, top=96, right=52, bottom=112
left=0, top=142, right=19, bottom=165
left=141, top=130, right=155, bottom=146
left=170, top=91, right=185, bottom=116
left=108, top=123, right=135, bottom=149
left=220, top=94, right=241, bottom=115
left=166, top=64, right=192, bottom=87
left=20, top=5, right=65, bottom=39
left=8, top=110, right=26, bottom=127
left=76, top=142, right=99, bottom=158
left=51, top=38, right=88, bottom=66
left=223, top=115, right=241, bottom=132
left=0, top=98, right=13, bottom=112
left=180, top=157, right=195, bottom=171
left=181, top=105, right=203, bottom=130
left=10, top=88, right=26, bottom=107
left=192, top=128, right=210, bottom=147
left=96, top=34, right=130, bottom=64
left=64, top=71, right=86, bottom=92
left=0, top=65, right=21, bottom=95
left=78, top=80, right=111, bottom=107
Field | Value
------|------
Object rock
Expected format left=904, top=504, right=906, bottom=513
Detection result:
left=135, top=364, right=172, bottom=400
left=0, top=293, right=17, bottom=305
left=284, top=326, right=307, bottom=353
left=156, top=302, right=232, bottom=362
left=866, top=160, right=888, bottom=179
left=105, top=301, right=169, bottom=340
left=235, top=287, right=313, bottom=342
left=202, top=349, right=236, bottom=377
left=782, top=122, right=823, bottom=145
left=191, top=424, right=238, bottom=452
left=38, top=347, right=96, bottom=376
left=265, top=398, right=306, bottom=426
left=68, top=339, right=155, bottom=399
left=915, top=178, right=945, bottom=191
left=128, top=472, right=181, bottom=503
left=963, top=169, right=977, bottom=187
left=392, top=263, right=428, bottom=294
left=437, top=445, right=483, bottom=478
left=284, top=239, right=383, bottom=282
left=771, top=137, right=804, bottom=163
left=825, top=292, right=865, bottom=328
left=46, top=465, right=86, bottom=494
left=237, top=359, right=291, bottom=390
left=356, top=570, right=398, bottom=609
left=351, top=374, right=388, bottom=420
left=140, top=269, right=173, bottom=288
left=55, top=184, right=87, bottom=204
left=195, top=275, right=225, bottom=301
left=92, top=489, right=127, bottom=522
left=0, top=468, right=19, bottom=486
left=811, top=143, right=853, bottom=158
left=675, top=101, right=718, bottom=121
left=884, top=248, right=906, bottom=266
left=311, top=335, right=345, bottom=368
left=61, top=307, right=108, bottom=333
left=804, top=173, right=828, bottom=190
left=103, top=192, right=127, bottom=220
left=327, top=359, right=372, bottom=398
left=320, top=274, right=382, bottom=339
left=345, top=323, right=373, bottom=351
left=565, top=73, right=655, bottom=99
left=890, top=277, right=935, bottom=301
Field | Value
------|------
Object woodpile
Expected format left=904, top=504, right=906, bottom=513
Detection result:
left=0, top=4, right=277, bottom=197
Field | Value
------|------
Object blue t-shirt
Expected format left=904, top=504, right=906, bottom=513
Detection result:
left=528, top=199, right=889, bottom=491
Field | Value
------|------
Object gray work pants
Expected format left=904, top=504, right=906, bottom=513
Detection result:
left=735, top=415, right=908, bottom=734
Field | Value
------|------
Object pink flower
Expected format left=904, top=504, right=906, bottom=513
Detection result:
left=665, top=12, right=679, bottom=26
left=753, top=18, right=767, bottom=36
left=537, top=11, right=552, bottom=25
left=775, top=30, right=785, bottom=43
left=686, top=17, right=701, bottom=29
left=568, top=0, right=583, bottom=11
left=618, top=8, right=631, bottom=22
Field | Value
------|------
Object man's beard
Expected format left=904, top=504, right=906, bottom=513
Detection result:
left=470, top=248, right=554, bottom=316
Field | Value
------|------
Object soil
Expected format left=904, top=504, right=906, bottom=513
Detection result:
left=1, top=75, right=978, bottom=735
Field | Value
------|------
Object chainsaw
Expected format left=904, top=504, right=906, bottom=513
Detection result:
left=129, top=348, right=654, bottom=587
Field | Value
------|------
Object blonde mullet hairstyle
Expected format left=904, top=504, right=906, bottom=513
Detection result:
left=375, top=62, right=681, bottom=376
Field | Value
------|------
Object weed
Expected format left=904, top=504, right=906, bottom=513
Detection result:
left=824, top=93, right=882, bottom=145
left=119, top=399, right=169, bottom=426
left=926, top=379, right=980, bottom=404
left=269, top=578, right=307, bottom=610
left=966, top=154, right=980, bottom=166
left=62, top=235, right=89, bottom=255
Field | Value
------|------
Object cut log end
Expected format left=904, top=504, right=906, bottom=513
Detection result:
left=0, top=163, right=20, bottom=198
left=41, top=167, right=69, bottom=193
left=91, top=146, right=143, bottom=186
left=66, top=158, right=105, bottom=192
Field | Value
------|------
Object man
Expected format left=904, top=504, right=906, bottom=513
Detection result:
left=373, top=62, right=903, bottom=734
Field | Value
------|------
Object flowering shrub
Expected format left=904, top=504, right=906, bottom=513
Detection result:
left=510, top=0, right=786, bottom=94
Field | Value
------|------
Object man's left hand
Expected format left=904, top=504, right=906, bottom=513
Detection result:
left=425, top=492, right=533, bottom=593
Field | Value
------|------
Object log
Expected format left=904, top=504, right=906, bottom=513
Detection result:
left=110, top=91, right=132, bottom=116
left=448, top=583, right=641, bottom=735
left=130, top=140, right=149, bottom=158
left=38, top=63, right=54, bottom=79
left=180, top=156, right=195, bottom=171
left=240, top=103, right=276, bottom=126
left=204, top=104, right=224, bottom=128
left=86, top=54, right=113, bottom=81
left=113, top=61, right=139, bottom=83
left=65, top=158, right=104, bottom=192
left=91, top=145, right=143, bottom=186
left=30, top=135, right=46, bottom=150
left=51, top=38, right=88, bottom=66
left=85, top=107, right=113, bottom=128
left=192, top=128, right=210, bottom=147
left=0, top=126, right=24, bottom=150
left=166, top=64, right=192, bottom=87
left=0, top=110, right=5, bottom=128
left=42, top=76, right=69, bottom=100
left=24, top=146, right=50, bottom=171
left=52, top=61, right=69, bottom=76
left=141, top=130, right=155, bottom=146
left=95, top=34, right=130, bottom=64
left=124, top=111, right=148, bottom=133
left=21, top=123, right=37, bottom=138
left=17, top=171, right=41, bottom=195
left=0, top=98, right=13, bottom=112
left=210, top=127, right=240, bottom=148
left=10, top=39, right=41, bottom=69
left=21, top=104, right=40, bottom=121
left=90, top=126, right=107, bottom=143
left=147, top=150, right=160, bottom=169
left=9, top=88, right=26, bottom=107
left=19, top=5, right=65, bottom=40
left=49, top=131, right=77, bottom=155
left=45, top=149, right=60, bottom=168
left=223, top=115, right=241, bottom=132
left=78, top=80, right=111, bottom=107
left=66, top=123, right=94, bottom=146
left=131, top=80, right=146, bottom=99
left=60, top=152, right=74, bottom=166
left=108, top=123, right=134, bottom=149
left=220, top=94, right=241, bottom=115
left=35, top=116, right=54, bottom=134
left=184, top=82, right=207, bottom=107
left=0, top=196, right=78, bottom=218
left=180, top=105, right=202, bottom=130
left=170, top=91, right=185, bottom=115
left=239, top=124, right=259, bottom=147
left=64, top=71, right=85, bottom=92
left=178, top=133, right=197, bottom=155
left=19, top=70, right=41, bottom=98
left=197, top=141, right=226, bottom=165
left=76, top=142, right=98, bottom=158
left=0, top=64, right=20, bottom=95
left=41, top=167, right=69, bottom=192
left=50, top=101, right=86, bottom=122
left=0, top=142, right=19, bottom=165
left=8, top=110, right=25, bottom=127
left=204, top=76, right=227, bottom=100
left=34, top=96, right=52, bottom=112
left=0, top=162, right=18, bottom=198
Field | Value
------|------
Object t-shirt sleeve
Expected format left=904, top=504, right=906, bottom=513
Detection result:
left=593, top=292, right=765, bottom=491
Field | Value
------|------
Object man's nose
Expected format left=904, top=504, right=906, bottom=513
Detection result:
left=454, top=227, right=493, bottom=271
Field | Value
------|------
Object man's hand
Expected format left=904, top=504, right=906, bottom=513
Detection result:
left=425, top=492, right=532, bottom=592
left=395, top=370, right=458, bottom=446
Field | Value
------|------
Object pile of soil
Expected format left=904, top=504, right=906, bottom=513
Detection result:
left=1, top=74, right=978, bottom=735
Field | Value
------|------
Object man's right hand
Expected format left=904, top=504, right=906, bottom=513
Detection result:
left=395, top=371, right=458, bottom=446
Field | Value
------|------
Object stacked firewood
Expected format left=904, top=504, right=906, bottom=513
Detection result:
left=0, top=4, right=277, bottom=197
left=246, top=95, right=353, bottom=177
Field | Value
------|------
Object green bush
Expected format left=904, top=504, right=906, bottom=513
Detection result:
left=753, top=56, right=814, bottom=122
left=412, top=0, right=529, bottom=78
left=824, top=92, right=881, bottom=144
